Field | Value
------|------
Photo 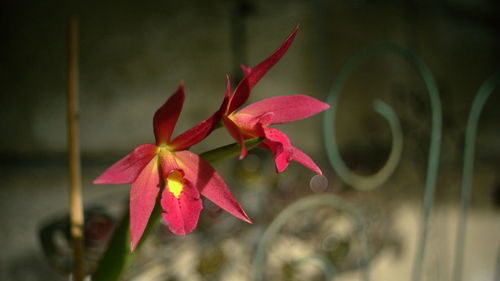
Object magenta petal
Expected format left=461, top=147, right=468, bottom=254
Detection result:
left=291, top=147, right=323, bottom=175
left=237, top=95, right=330, bottom=124
left=129, top=156, right=160, bottom=251
left=170, top=77, right=231, bottom=150
left=161, top=180, right=202, bottom=235
left=153, top=83, right=185, bottom=145
left=170, top=113, right=220, bottom=151
left=261, top=128, right=294, bottom=173
left=264, top=141, right=290, bottom=173
left=231, top=111, right=274, bottom=136
left=223, top=117, right=248, bottom=160
left=93, top=143, right=157, bottom=184
left=175, top=150, right=252, bottom=223
left=227, top=26, right=299, bottom=113
left=159, top=149, right=182, bottom=171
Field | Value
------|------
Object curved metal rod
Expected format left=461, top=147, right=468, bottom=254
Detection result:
left=323, top=51, right=403, bottom=191
left=322, top=43, right=442, bottom=281
left=252, top=194, right=370, bottom=281
left=292, top=255, right=336, bottom=280
left=452, top=71, right=500, bottom=281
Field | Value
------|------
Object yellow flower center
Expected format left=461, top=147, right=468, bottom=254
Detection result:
left=167, top=171, right=184, bottom=198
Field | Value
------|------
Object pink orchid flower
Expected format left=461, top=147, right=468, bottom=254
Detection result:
left=220, top=26, right=330, bottom=174
left=93, top=83, right=250, bottom=251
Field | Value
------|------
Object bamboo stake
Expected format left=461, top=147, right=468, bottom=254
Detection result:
left=67, top=16, right=85, bottom=281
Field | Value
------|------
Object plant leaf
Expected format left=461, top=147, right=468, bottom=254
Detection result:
left=92, top=200, right=162, bottom=281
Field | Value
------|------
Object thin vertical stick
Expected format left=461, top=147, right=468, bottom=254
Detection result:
left=67, top=16, right=85, bottom=281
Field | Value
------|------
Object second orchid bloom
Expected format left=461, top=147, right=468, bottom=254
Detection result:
left=93, top=26, right=329, bottom=251
left=220, top=26, right=329, bottom=174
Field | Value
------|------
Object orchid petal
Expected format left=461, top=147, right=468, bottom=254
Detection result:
left=161, top=175, right=203, bottom=235
left=159, top=149, right=182, bottom=172
left=175, top=150, right=252, bottom=223
left=170, top=113, right=220, bottom=150
left=129, top=156, right=160, bottom=251
left=291, top=147, right=323, bottom=175
left=170, top=77, right=231, bottom=150
left=227, top=26, right=299, bottom=113
left=261, top=128, right=294, bottom=173
left=231, top=112, right=273, bottom=136
left=223, top=116, right=248, bottom=159
left=237, top=95, right=330, bottom=124
left=93, top=143, right=157, bottom=184
left=153, top=83, right=185, bottom=145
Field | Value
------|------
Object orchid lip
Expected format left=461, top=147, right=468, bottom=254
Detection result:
left=166, top=171, right=184, bottom=198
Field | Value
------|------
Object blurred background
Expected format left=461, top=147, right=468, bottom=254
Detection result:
left=1, top=0, right=499, bottom=280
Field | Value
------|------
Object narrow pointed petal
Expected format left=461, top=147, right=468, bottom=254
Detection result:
left=228, top=26, right=298, bottom=113
left=223, top=116, right=248, bottom=159
left=153, top=83, right=185, bottom=145
left=175, top=150, right=252, bottom=223
left=170, top=77, right=231, bottom=150
left=129, top=156, right=160, bottom=251
left=236, top=95, right=330, bottom=124
left=93, top=143, right=157, bottom=184
left=161, top=177, right=203, bottom=235
left=170, top=113, right=220, bottom=150
left=291, top=147, right=323, bottom=175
